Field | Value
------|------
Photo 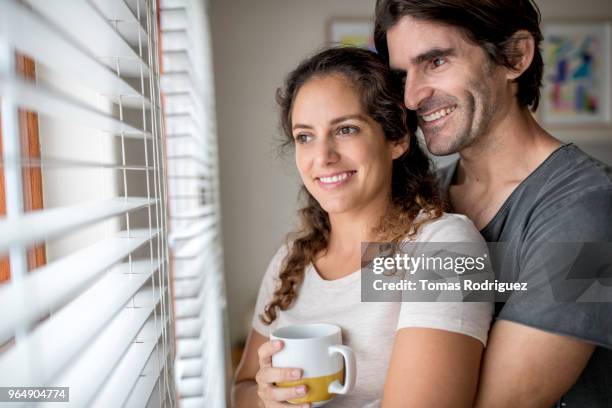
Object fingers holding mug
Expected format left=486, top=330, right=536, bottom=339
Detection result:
left=257, top=339, right=283, bottom=368
left=256, top=381, right=310, bottom=407
left=255, top=340, right=310, bottom=407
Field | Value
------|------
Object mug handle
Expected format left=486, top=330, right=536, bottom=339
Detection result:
left=327, top=345, right=356, bottom=395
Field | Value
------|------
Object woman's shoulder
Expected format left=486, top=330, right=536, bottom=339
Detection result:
left=411, top=211, right=484, bottom=243
left=266, top=244, right=290, bottom=276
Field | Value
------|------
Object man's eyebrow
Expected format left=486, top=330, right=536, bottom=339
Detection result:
left=412, top=47, right=456, bottom=65
left=292, top=114, right=368, bottom=130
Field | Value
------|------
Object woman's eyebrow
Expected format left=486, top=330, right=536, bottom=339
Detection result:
left=329, top=114, right=368, bottom=125
left=292, top=123, right=314, bottom=130
left=292, top=114, right=368, bottom=130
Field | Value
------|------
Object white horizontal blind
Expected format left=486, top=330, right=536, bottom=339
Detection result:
left=160, top=1, right=229, bottom=407
left=0, top=0, right=175, bottom=407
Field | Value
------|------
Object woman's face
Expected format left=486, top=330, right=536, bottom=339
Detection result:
left=291, top=74, right=407, bottom=216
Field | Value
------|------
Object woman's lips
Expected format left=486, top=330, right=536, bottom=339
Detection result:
left=316, top=170, right=357, bottom=190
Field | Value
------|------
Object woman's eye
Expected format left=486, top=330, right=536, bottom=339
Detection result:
left=294, top=133, right=312, bottom=144
left=337, top=126, right=358, bottom=136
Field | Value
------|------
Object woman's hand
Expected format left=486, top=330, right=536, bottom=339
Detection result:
left=255, top=339, right=310, bottom=407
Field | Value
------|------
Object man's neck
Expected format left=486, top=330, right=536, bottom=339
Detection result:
left=455, top=104, right=562, bottom=187
left=447, top=103, right=563, bottom=231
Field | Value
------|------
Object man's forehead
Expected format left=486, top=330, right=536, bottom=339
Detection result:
left=387, top=16, right=466, bottom=66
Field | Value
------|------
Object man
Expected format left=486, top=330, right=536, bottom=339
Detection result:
left=374, top=0, right=612, bottom=407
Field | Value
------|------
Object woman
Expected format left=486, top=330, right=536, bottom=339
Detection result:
left=232, top=47, right=492, bottom=407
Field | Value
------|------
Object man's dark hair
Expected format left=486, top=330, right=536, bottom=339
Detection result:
left=374, top=0, right=544, bottom=111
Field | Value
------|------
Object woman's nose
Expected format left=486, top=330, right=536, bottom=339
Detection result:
left=316, top=137, right=340, bottom=166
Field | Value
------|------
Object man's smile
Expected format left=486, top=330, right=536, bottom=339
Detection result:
left=420, top=105, right=456, bottom=124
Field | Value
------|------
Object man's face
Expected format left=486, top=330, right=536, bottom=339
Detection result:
left=387, top=16, right=508, bottom=156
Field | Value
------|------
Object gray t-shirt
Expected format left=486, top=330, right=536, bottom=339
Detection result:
left=438, top=143, right=612, bottom=407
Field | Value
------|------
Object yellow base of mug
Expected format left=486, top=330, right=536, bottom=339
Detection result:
left=276, top=369, right=344, bottom=404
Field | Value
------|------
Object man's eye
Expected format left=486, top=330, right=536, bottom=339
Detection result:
left=432, top=57, right=446, bottom=68
left=338, top=126, right=358, bottom=136
left=294, top=133, right=312, bottom=144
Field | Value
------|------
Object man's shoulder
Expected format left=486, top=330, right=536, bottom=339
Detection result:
left=538, top=144, right=612, bottom=191
left=525, top=144, right=612, bottom=225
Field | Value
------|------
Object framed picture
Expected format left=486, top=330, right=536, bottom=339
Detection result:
left=540, top=21, right=612, bottom=128
left=326, top=18, right=375, bottom=51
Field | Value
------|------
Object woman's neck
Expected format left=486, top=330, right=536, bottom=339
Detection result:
left=325, top=197, right=390, bottom=258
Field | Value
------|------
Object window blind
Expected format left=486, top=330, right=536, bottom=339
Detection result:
left=159, top=1, right=229, bottom=407
left=0, top=0, right=176, bottom=406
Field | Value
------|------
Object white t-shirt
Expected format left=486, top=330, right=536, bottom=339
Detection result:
left=252, top=213, right=493, bottom=408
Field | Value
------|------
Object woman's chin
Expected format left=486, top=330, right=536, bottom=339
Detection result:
left=319, top=201, right=352, bottom=215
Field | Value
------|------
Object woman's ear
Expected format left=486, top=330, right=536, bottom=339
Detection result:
left=506, top=30, right=535, bottom=80
left=391, top=135, right=410, bottom=160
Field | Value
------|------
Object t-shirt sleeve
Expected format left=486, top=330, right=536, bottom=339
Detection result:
left=396, top=214, right=494, bottom=346
left=251, top=245, right=288, bottom=337
left=498, top=188, right=612, bottom=348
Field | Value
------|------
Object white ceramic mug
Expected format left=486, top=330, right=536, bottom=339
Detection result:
left=271, top=323, right=356, bottom=406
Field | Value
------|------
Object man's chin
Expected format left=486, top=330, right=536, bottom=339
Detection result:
left=422, top=133, right=461, bottom=157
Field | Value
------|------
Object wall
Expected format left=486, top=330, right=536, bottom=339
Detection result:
left=210, top=0, right=612, bottom=345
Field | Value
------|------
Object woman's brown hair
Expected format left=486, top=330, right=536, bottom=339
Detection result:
left=261, top=47, right=445, bottom=325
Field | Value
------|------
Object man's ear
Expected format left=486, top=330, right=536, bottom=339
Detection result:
left=391, top=135, right=410, bottom=160
left=506, top=30, right=535, bottom=80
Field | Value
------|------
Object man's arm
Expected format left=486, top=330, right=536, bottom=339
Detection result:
left=474, top=320, right=595, bottom=408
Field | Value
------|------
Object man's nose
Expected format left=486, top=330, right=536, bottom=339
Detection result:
left=403, top=72, right=433, bottom=111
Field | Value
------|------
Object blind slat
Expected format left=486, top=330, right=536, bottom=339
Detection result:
left=0, top=229, right=158, bottom=342
left=0, top=197, right=156, bottom=253
left=169, top=217, right=216, bottom=242
left=160, top=0, right=187, bottom=8
left=175, top=317, right=203, bottom=338
left=173, top=257, right=209, bottom=281
left=47, top=315, right=165, bottom=408
left=174, top=275, right=204, bottom=298
left=89, top=340, right=156, bottom=408
left=173, top=230, right=217, bottom=259
left=161, top=51, right=191, bottom=73
left=27, top=0, right=150, bottom=77
left=90, top=0, right=148, bottom=47
left=160, top=8, right=188, bottom=31
left=0, top=77, right=152, bottom=138
left=170, top=205, right=215, bottom=220
left=176, top=377, right=203, bottom=398
left=175, top=297, right=203, bottom=319
left=179, top=397, right=206, bottom=408
left=0, top=0, right=150, bottom=108
left=124, top=344, right=171, bottom=407
left=175, top=358, right=202, bottom=379
left=161, top=31, right=189, bottom=52
left=176, top=338, right=204, bottom=359
left=0, top=281, right=160, bottom=387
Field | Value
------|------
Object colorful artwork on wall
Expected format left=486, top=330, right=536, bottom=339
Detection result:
left=327, top=18, right=376, bottom=52
left=541, top=22, right=611, bottom=127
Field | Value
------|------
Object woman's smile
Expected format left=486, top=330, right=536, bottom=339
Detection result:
left=315, top=170, right=357, bottom=190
